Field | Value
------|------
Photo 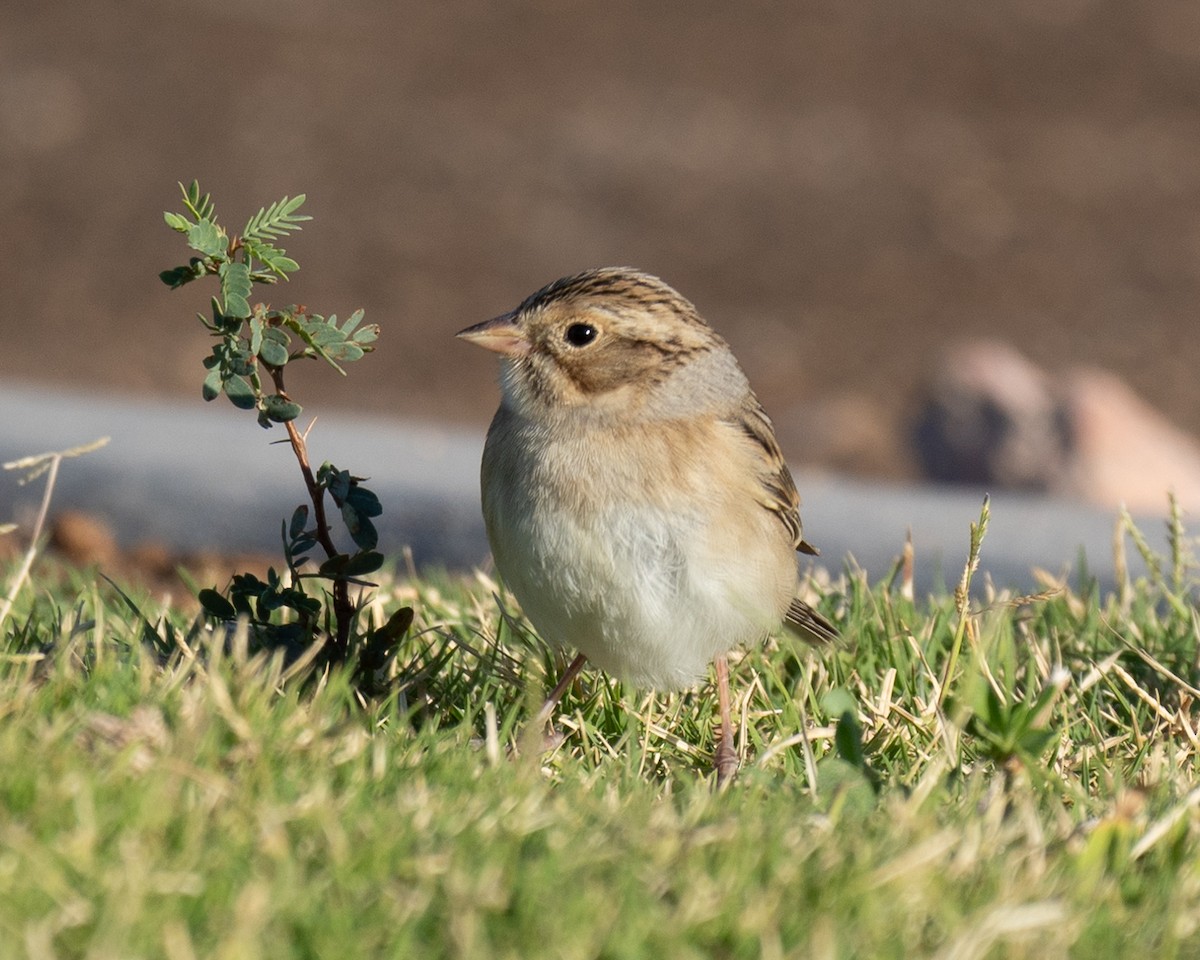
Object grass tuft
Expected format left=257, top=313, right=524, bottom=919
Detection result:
left=1, top=505, right=1199, bottom=957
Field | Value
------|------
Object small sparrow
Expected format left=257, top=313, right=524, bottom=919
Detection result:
left=458, top=268, right=836, bottom=784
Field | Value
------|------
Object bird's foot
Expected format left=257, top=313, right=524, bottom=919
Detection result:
left=714, top=730, right=739, bottom=789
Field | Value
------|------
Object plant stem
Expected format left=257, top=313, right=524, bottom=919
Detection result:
left=268, top=366, right=353, bottom=659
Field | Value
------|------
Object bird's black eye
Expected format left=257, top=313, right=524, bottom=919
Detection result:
left=564, top=323, right=598, bottom=347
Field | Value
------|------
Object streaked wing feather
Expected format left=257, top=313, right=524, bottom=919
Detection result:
left=736, top=400, right=818, bottom=555
left=736, top=400, right=839, bottom=643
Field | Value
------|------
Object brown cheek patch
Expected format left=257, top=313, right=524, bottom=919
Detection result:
left=561, top=339, right=664, bottom=395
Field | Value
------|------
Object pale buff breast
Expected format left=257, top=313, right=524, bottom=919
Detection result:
left=481, top=408, right=798, bottom=688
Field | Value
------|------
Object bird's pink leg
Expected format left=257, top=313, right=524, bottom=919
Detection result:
left=534, top=652, right=589, bottom=731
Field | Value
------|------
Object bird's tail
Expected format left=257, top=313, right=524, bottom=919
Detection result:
left=783, top=597, right=840, bottom=646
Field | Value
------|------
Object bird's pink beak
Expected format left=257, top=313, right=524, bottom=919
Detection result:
left=456, top=312, right=531, bottom=357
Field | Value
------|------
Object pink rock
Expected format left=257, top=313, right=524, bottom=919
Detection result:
left=1059, top=367, right=1200, bottom=513
left=914, top=340, right=1200, bottom=513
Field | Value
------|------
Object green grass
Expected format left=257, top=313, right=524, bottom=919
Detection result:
left=2, top=506, right=1200, bottom=959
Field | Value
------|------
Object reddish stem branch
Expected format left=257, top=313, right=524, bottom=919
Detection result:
left=268, top=365, right=353, bottom=659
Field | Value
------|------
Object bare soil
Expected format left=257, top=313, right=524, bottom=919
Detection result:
left=3, top=1, right=1199, bottom=479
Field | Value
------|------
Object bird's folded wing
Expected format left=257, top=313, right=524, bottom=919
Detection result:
left=735, top=401, right=819, bottom=556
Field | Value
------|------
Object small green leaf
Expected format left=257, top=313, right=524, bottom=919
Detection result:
left=287, top=318, right=348, bottom=374
left=258, top=338, right=289, bottom=367
left=187, top=219, right=225, bottom=257
left=290, top=536, right=317, bottom=555
left=351, top=324, right=379, bottom=346
left=318, top=551, right=385, bottom=579
left=224, top=374, right=258, bottom=410
left=316, top=554, right=349, bottom=578
left=346, top=486, right=382, bottom=517
left=308, top=325, right=343, bottom=346
left=249, top=315, right=263, bottom=357
left=342, top=551, right=385, bottom=577
left=181, top=180, right=216, bottom=221
left=198, top=589, right=237, bottom=620
left=243, top=238, right=301, bottom=278
left=324, top=342, right=365, bottom=363
left=202, top=366, right=223, bottom=402
left=319, top=464, right=350, bottom=501
left=288, top=505, right=309, bottom=540
left=262, top=394, right=302, bottom=423
left=219, top=261, right=252, bottom=319
left=243, top=194, right=310, bottom=242
left=340, top=506, right=378, bottom=551
left=164, top=211, right=190, bottom=232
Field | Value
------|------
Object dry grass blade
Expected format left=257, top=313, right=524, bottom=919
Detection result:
left=1131, top=784, right=1200, bottom=860
left=0, top=437, right=110, bottom=630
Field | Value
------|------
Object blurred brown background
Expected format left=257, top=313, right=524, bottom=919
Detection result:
left=4, top=0, right=1199, bottom=484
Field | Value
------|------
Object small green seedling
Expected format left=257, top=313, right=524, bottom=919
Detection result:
left=161, top=180, right=409, bottom=681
